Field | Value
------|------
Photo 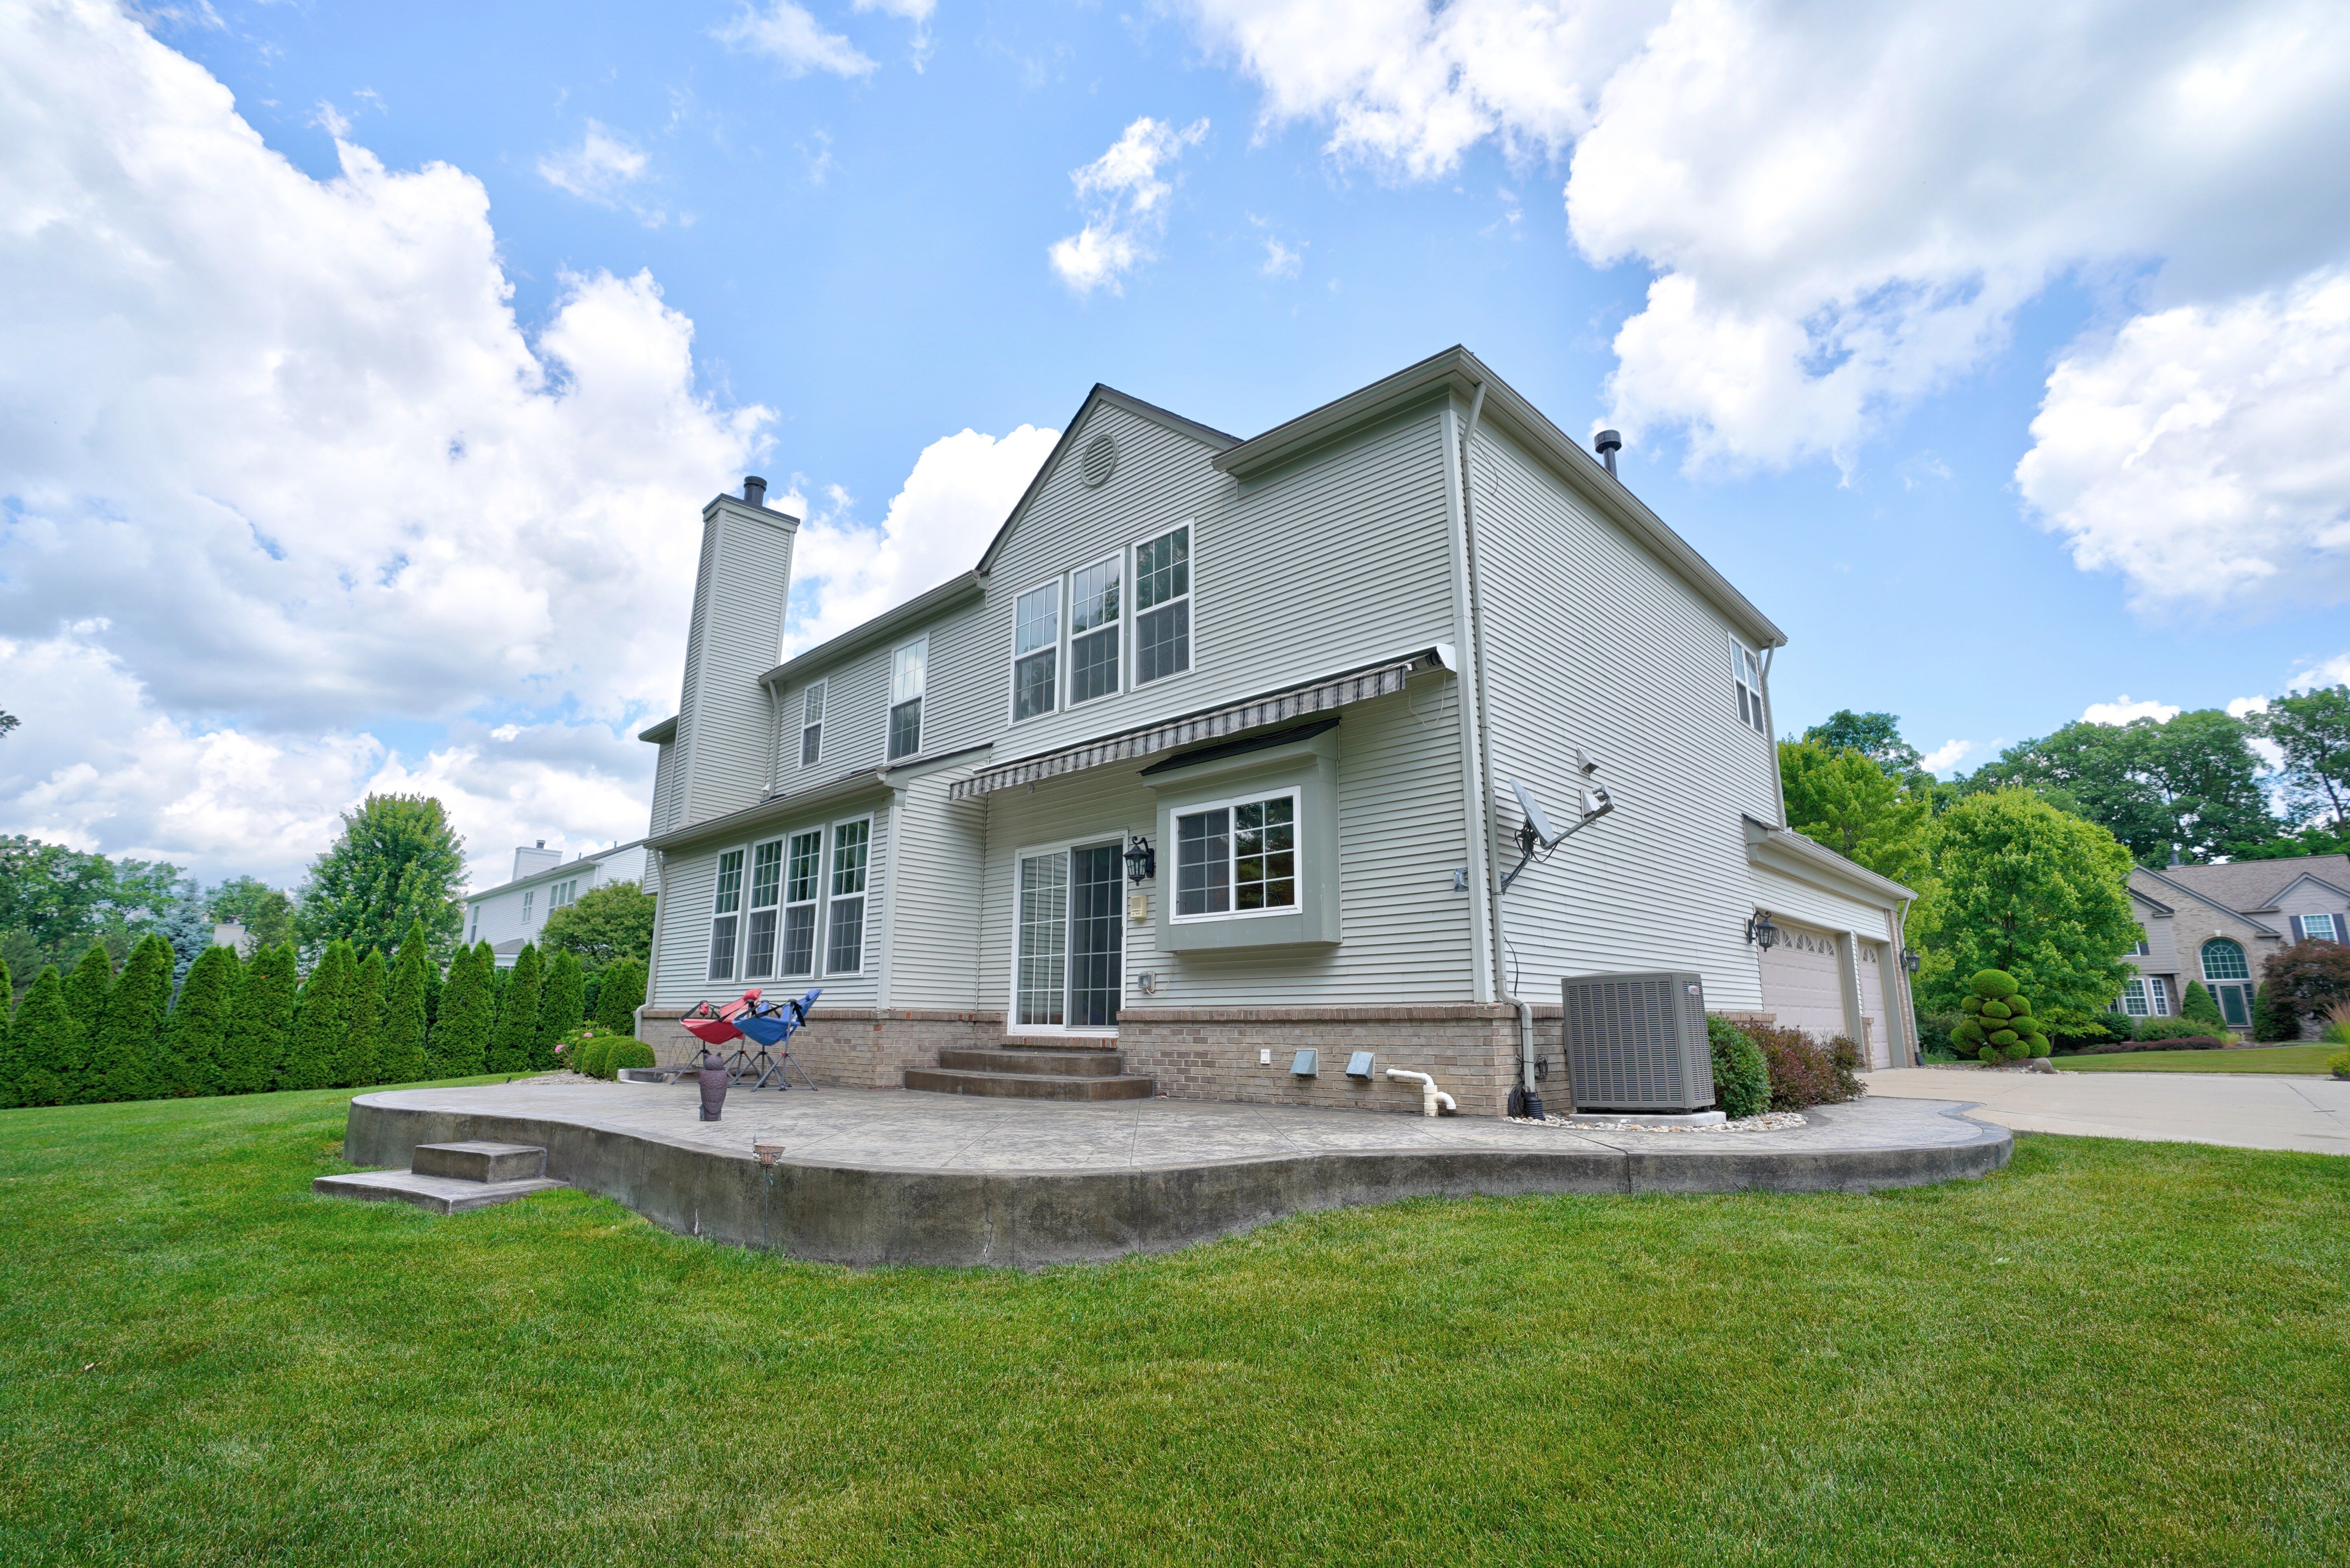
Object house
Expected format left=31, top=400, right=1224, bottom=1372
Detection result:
left=2121, top=854, right=2350, bottom=1035
left=630, top=347, right=1919, bottom=1116
left=462, top=839, right=652, bottom=968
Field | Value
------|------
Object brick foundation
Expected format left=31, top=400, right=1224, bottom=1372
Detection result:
left=637, top=1008, right=998, bottom=1090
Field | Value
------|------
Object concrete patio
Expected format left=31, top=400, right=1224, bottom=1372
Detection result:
left=1864, top=1066, right=2350, bottom=1156
left=339, top=1080, right=2010, bottom=1267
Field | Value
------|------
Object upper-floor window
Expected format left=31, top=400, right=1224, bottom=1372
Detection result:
left=801, top=680, right=826, bottom=768
left=1014, top=582, right=1059, bottom=720
left=1729, top=635, right=1766, bottom=734
left=523, top=891, right=535, bottom=921
left=1134, top=525, right=1191, bottom=685
left=1070, top=554, right=1121, bottom=704
left=1175, top=789, right=1298, bottom=920
left=2293, top=912, right=2341, bottom=943
left=889, top=638, right=926, bottom=760
left=707, top=848, right=745, bottom=981
left=743, top=839, right=784, bottom=978
left=2131, top=928, right=2151, bottom=956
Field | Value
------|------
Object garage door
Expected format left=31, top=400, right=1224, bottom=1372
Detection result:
left=1759, top=924, right=1847, bottom=1040
left=1856, top=942, right=1891, bottom=1069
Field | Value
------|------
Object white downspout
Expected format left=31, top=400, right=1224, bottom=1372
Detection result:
left=1441, top=401, right=1497, bottom=1007
left=1386, top=1069, right=1457, bottom=1118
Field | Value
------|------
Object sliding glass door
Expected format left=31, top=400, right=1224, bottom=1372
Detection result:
left=1015, top=842, right=1123, bottom=1033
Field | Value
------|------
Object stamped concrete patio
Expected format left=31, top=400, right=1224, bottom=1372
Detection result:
left=1864, top=1066, right=2350, bottom=1156
left=340, top=1081, right=2010, bottom=1267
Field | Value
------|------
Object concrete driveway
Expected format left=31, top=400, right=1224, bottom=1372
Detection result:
left=1862, top=1066, right=2350, bottom=1156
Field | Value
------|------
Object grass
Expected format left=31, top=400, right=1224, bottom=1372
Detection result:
left=2052, top=1043, right=2343, bottom=1074
left=2, top=1089, right=2347, bottom=1566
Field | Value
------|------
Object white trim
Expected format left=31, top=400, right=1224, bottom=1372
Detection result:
left=776, top=824, right=827, bottom=980
left=799, top=678, right=826, bottom=770
left=1067, top=550, right=1125, bottom=708
left=706, top=844, right=747, bottom=983
left=1131, top=520, right=1194, bottom=690
left=1003, top=832, right=1129, bottom=1037
left=1169, top=785, right=1304, bottom=925
left=1009, top=577, right=1063, bottom=724
left=887, top=637, right=927, bottom=761
left=740, top=835, right=786, bottom=981
left=822, top=813, right=874, bottom=976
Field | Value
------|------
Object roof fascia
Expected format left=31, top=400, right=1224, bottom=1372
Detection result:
left=2126, top=882, right=2177, bottom=915
left=759, top=572, right=986, bottom=687
left=1742, top=816, right=1916, bottom=905
left=645, top=770, right=896, bottom=853
left=637, top=715, right=678, bottom=744
left=1216, top=346, right=1786, bottom=651
left=2133, top=866, right=2283, bottom=936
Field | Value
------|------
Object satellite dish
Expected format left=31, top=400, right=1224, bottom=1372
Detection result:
left=1511, top=780, right=1559, bottom=848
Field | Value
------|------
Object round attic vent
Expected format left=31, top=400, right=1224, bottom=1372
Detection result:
left=1080, top=433, right=1118, bottom=488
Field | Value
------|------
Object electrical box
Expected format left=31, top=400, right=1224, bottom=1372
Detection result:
left=1291, top=1049, right=1318, bottom=1078
left=1345, top=1050, right=1375, bottom=1079
left=1259, top=1048, right=1273, bottom=1066
left=1560, top=971, right=1716, bottom=1113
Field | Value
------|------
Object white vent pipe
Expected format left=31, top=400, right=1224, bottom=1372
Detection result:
left=1386, top=1068, right=1456, bottom=1118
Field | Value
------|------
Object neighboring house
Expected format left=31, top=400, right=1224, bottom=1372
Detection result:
left=210, top=921, right=255, bottom=958
left=2122, top=854, right=2350, bottom=1036
left=463, top=839, right=652, bottom=968
left=632, top=347, right=1919, bottom=1117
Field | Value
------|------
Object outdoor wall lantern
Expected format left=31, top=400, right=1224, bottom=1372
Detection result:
left=1902, top=947, right=1923, bottom=974
left=1124, top=833, right=1156, bottom=883
left=1745, top=909, right=1781, bottom=950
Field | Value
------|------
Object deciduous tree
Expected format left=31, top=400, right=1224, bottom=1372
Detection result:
left=294, top=795, right=466, bottom=960
left=2249, top=685, right=2350, bottom=829
left=1779, top=741, right=1930, bottom=886
left=1969, top=710, right=2277, bottom=863
left=207, top=876, right=295, bottom=950
left=537, top=881, right=656, bottom=971
left=1800, top=710, right=1925, bottom=780
left=2260, top=939, right=2350, bottom=1030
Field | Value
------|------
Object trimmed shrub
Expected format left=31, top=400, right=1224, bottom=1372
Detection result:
left=1704, top=1015, right=1771, bottom=1119
left=2073, top=1036, right=2230, bottom=1054
left=606, top=1040, right=654, bottom=1075
left=1950, top=969, right=2052, bottom=1062
left=1746, top=1024, right=1864, bottom=1110
left=377, top=924, right=431, bottom=1085
left=537, top=950, right=584, bottom=1070
left=164, top=943, right=241, bottom=1097
left=2252, top=979, right=2301, bottom=1042
left=341, top=947, right=388, bottom=1087
left=2180, top=980, right=2227, bottom=1029
left=593, top=957, right=647, bottom=1034
left=574, top=1036, right=615, bottom=1080
left=63, top=943, right=114, bottom=1098
left=97, top=934, right=175, bottom=1103
left=488, top=944, right=541, bottom=1074
left=9, top=966, right=79, bottom=1107
left=223, top=943, right=298, bottom=1094
left=2136, top=1016, right=2215, bottom=1042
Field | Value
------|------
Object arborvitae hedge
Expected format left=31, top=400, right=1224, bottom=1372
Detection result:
left=164, top=944, right=241, bottom=1097
left=430, top=943, right=492, bottom=1076
left=378, top=923, right=431, bottom=1085
left=537, top=949, right=584, bottom=1069
left=593, top=957, right=647, bottom=1034
left=98, top=934, right=175, bottom=1103
left=10, top=967, right=79, bottom=1108
left=342, top=948, right=388, bottom=1087
left=0, top=952, right=14, bottom=1108
left=64, top=944, right=114, bottom=1099
left=489, top=944, right=541, bottom=1074
left=284, top=941, right=353, bottom=1092
left=225, top=942, right=298, bottom=1094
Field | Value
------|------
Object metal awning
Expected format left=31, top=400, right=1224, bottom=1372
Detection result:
left=948, top=649, right=1446, bottom=801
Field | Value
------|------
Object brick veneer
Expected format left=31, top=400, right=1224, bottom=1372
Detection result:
left=637, top=1007, right=996, bottom=1090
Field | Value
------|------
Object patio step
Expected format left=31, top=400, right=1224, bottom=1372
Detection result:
left=411, top=1140, right=547, bottom=1182
left=906, top=1049, right=1155, bottom=1101
left=313, top=1140, right=565, bottom=1215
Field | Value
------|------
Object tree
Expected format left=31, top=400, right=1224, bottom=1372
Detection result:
left=284, top=940, right=353, bottom=1092
left=1801, top=710, right=1925, bottom=781
left=294, top=795, right=466, bottom=960
left=2253, top=978, right=2302, bottom=1043
left=164, top=944, right=242, bottom=1096
left=223, top=943, right=298, bottom=1094
left=537, top=881, right=657, bottom=971
left=0, top=837, right=183, bottom=973
left=537, top=949, right=585, bottom=1068
left=0, top=951, right=15, bottom=1107
left=62, top=943, right=115, bottom=1099
left=490, top=945, right=541, bottom=1073
left=1908, top=789, right=2140, bottom=1019
left=156, top=881, right=215, bottom=993
left=1778, top=741, right=1930, bottom=885
left=9, top=966, right=79, bottom=1107
left=2249, top=686, right=2350, bottom=830
left=429, top=943, right=493, bottom=1076
left=377, top=923, right=431, bottom=1085
left=207, top=876, right=294, bottom=950
left=2259, top=939, right=2350, bottom=1031
left=342, top=947, right=389, bottom=1087
left=97, top=933, right=174, bottom=1102
left=1969, top=711, right=2278, bottom=863
left=593, top=956, right=648, bottom=1034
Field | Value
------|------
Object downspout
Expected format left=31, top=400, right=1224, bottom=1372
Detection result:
left=1760, top=644, right=1788, bottom=827
left=1457, top=382, right=1543, bottom=1116
left=639, top=847, right=668, bottom=1042
left=1441, top=402, right=1497, bottom=1007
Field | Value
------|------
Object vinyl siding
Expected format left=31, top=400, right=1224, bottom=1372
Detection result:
left=675, top=502, right=797, bottom=827
left=648, top=742, right=680, bottom=835
left=882, top=767, right=991, bottom=1008
left=1468, top=413, right=1792, bottom=1014
left=777, top=592, right=993, bottom=785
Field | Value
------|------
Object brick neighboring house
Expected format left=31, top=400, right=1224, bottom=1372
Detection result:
left=2122, top=854, right=2350, bottom=1037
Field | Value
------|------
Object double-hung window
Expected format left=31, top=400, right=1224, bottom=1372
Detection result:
left=1014, top=582, right=1059, bottom=719
left=1069, top=555, right=1121, bottom=704
left=1134, top=525, right=1191, bottom=685
left=2293, top=912, right=2341, bottom=942
left=1175, top=790, right=1298, bottom=919
left=523, top=891, right=535, bottom=921
left=800, top=681, right=825, bottom=768
left=889, top=639, right=926, bottom=760
left=707, top=848, right=745, bottom=981
left=825, top=820, right=870, bottom=974
left=780, top=829, right=823, bottom=976
left=1730, top=636, right=1766, bottom=734
left=743, top=840, right=783, bottom=978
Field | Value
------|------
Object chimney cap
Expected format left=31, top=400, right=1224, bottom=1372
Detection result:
left=1594, top=429, right=1623, bottom=455
left=742, top=475, right=768, bottom=507
left=536, top=839, right=546, bottom=849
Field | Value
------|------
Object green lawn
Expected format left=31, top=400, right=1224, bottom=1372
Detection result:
left=2053, top=1043, right=2344, bottom=1074
left=2, top=1089, right=2346, bottom=1566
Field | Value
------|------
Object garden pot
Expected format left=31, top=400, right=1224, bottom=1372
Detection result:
left=698, top=1050, right=729, bottom=1121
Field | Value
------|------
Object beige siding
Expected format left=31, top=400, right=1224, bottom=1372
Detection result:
left=882, top=768, right=991, bottom=1009
left=674, top=502, right=797, bottom=827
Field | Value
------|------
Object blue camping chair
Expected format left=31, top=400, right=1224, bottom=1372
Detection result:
left=731, top=988, right=822, bottom=1090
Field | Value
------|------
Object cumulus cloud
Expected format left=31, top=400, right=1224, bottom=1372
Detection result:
left=2081, top=696, right=2183, bottom=726
left=2286, top=653, right=2350, bottom=691
left=2226, top=696, right=2271, bottom=719
left=1181, top=0, right=2350, bottom=519
left=786, top=425, right=1060, bottom=653
left=713, top=1, right=877, bottom=78
left=0, top=0, right=769, bottom=885
left=1048, top=117, right=1208, bottom=296
left=1918, top=739, right=1973, bottom=775
left=2018, top=268, right=2350, bottom=612
left=538, top=120, right=650, bottom=204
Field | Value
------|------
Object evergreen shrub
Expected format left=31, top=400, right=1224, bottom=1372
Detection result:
left=97, top=934, right=174, bottom=1103
left=1703, top=1015, right=1770, bottom=1119
left=2179, top=981, right=2227, bottom=1030
left=164, top=944, right=241, bottom=1096
left=488, top=945, right=540, bottom=1074
left=224, top=943, right=298, bottom=1094
left=1950, top=969, right=2052, bottom=1062
left=9, top=966, right=77, bottom=1107
left=606, top=1040, right=654, bottom=1075
left=592, top=958, right=647, bottom=1033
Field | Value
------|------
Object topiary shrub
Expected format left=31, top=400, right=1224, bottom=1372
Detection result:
left=606, top=1040, right=654, bottom=1076
left=1746, top=1025, right=1863, bottom=1110
left=1703, top=1015, right=1771, bottom=1119
left=574, top=1036, right=614, bottom=1080
left=1949, top=969, right=2052, bottom=1063
left=2179, top=980, right=2227, bottom=1030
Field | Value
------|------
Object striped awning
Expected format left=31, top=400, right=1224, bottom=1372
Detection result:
left=948, top=649, right=1445, bottom=801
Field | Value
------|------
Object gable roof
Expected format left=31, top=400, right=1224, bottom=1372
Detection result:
left=2130, top=865, right=2284, bottom=937
left=2146, top=853, right=2350, bottom=915
left=2127, top=884, right=2175, bottom=916
left=2266, top=869, right=2350, bottom=908
left=973, top=385, right=1240, bottom=579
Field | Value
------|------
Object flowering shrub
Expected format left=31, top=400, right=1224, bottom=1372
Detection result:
left=1740, top=1024, right=1862, bottom=1110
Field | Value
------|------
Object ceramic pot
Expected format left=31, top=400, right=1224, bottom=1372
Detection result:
left=698, top=1050, right=729, bottom=1121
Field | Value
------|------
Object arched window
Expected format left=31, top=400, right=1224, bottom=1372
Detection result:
left=2200, top=939, right=2249, bottom=981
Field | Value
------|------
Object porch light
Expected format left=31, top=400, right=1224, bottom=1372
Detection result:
left=1745, top=910, right=1780, bottom=950
left=1902, top=948, right=1922, bottom=975
left=1124, top=833, right=1156, bottom=883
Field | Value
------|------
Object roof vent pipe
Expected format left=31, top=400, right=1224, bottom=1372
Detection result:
left=2170, top=843, right=2181, bottom=867
left=742, top=475, right=767, bottom=508
left=1594, top=430, right=1622, bottom=477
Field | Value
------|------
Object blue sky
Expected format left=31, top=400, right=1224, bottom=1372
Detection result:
left=5, top=0, right=2348, bottom=887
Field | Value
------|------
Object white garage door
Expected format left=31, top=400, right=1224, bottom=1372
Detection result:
left=1759, top=924, right=1847, bottom=1040
left=1856, top=942, right=1891, bottom=1069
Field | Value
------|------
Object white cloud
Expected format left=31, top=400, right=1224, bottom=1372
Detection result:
left=0, top=1, right=768, bottom=885
left=2018, top=268, right=2350, bottom=613
left=713, top=2, right=876, bottom=78
left=853, top=0, right=933, bottom=66
left=538, top=120, right=650, bottom=205
left=1918, top=739, right=1973, bottom=775
left=2081, top=696, right=2183, bottom=726
left=1048, top=117, right=1208, bottom=296
left=1181, top=0, right=2350, bottom=491
left=786, top=425, right=1060, bottom=653
left=2286, top=654, right=2350, bottom=691
left=1261, top=237, right=1303, bottom=278
left=2226, top=696, right=2271, bottom=719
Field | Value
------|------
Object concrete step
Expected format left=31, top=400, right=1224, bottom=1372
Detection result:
left=904, top=1066, right=1155, bottom=1101
left=411, top=1140, right=548, bottom=1182
left=937, top=1046, right=1128, bottom=1077
left=313, top=1169, right=566, bottom=1215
